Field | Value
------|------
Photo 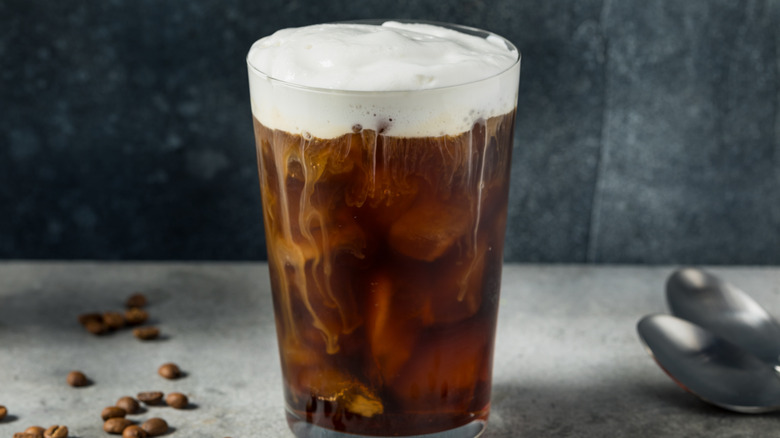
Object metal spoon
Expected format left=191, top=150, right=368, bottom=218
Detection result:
left=637, top=314, right=780, bottom=413
left=666, top=268, right=780, bottom=366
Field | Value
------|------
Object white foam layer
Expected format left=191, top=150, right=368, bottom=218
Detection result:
left=247, top=21, right=520, bottom=138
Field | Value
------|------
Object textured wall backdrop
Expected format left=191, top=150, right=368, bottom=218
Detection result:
left=1, top=0, right=779, bottom=264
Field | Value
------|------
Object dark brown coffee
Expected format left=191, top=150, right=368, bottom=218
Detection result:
left=254, top=110, right=514, bottom=435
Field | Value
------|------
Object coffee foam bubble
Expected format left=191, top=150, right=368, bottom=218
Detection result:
left=247, top=21, right=520, bottom=138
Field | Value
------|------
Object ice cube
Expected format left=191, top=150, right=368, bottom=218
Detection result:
left=429, top=241, right=489, bottom=325
left=387, top=245, right=487, bottom=327
left=390, top=320, right=492, bottom=410
left=388, top=199, right=471, bottom=262
left=280, top=336, right=321, bottom=369
left=365, top=271, right=420, bottom=383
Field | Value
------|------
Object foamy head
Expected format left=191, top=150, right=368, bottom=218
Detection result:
left=247, top=21, right=520, bottom=138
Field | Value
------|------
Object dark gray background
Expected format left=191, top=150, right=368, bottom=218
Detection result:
left=1, top=0, right=778, bottom=264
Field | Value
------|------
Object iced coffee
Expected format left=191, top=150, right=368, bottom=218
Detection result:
left=247, top=21, right=520, bottom=437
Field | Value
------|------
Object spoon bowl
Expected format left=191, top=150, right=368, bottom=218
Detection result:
left=637, top=313, right=780, bottom=413
left=666, top=268, right=780, bottom=365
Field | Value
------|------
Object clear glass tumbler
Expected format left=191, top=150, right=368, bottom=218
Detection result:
left=247, top=20, right=520, bottom=438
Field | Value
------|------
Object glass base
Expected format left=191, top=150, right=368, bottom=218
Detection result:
left=286, top=409, right=487, bottom=438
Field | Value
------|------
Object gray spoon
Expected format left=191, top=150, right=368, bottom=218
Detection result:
left=666, top=268, right=780, bottom=367
left=637, top=314, right=780, bottom=413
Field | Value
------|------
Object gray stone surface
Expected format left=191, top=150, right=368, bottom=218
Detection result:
left=2, top=262, right=780, bottom=437
left=1, top=0, right=780, bottom=264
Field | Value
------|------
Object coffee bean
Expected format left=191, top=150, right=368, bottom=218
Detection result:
left=85, top=319, right=108, bottom=335
left=103, top=311, right=125, bottom=330
left=77, top=312, right=102, bottom=326
left=157, top=363, right=180, bottom=379
left=122, top=425, right=147, bottom=438
left=101, top=406, right=127, bottom=420
left=165, top=392, right=188, bottom=409
left=116, top=396, right=140, bottom=414
left=104, top=417, right=133, bottom=434
left=25, top=426, right=46, bottom=435
left=0, top=404, right=6, bottom=420
left=66, top=370, right=88, bottom=387
left=43, top=425, right=68, bottom=438
left=137, top=391, right=164, bottom=405
left=140, top=418, right=168, bottom=437
left=14, top=433, right=41, bottom=438
left=126, top=293, right=148, bottom=308
left=133, top=326, right=159, bottom=340
left=125, top=308, right=149, bottom=326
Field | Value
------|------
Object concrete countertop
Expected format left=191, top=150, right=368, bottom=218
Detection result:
left=1, top=262, right=779, bottom=437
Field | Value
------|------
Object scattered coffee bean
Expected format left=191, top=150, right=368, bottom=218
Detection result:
left=140, top=418, right=168, bottom=437
left=101, top=406, right=127, bottom=420
left=84, top=319, right=108, bottom=335
left=137, top=391, right=164, bottom=405
left=0, top=404, right=6, bottom=420
left=43, top=425, right=68, bottom=438
left=77, top=312, right=102, bottom=326
left=13, top=433, right=41, bottom=438
left=165, top=392, right=188, bottom=409
left=25, top=426, right=46, bottom=435
left=122, top=425, right=147, bottom=438
left=125, top=308, right=149, bottom=326
left=66, top=370, right=88, bottom=387
left=116, top=396, right=140, bottom=414
left=104, top=417, right=133, bottom=434
left=126, top=293, right=148, bottom=308
left=103, top=311, right=125, bottom=330
left=133, top=326, right=160, bottom=340
left=158, top=363, right=181, bottom=379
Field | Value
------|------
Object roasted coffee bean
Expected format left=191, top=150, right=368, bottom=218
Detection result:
left=44, top=425, right=68, bottom=438
left=0, top=404, right=6, bottom=420
left=14, top=433, right=41, bottom=438
left=84, top=319, right=108, bottom=335
left=140, top=418, right=168, bottom=437
left=116, top=396, right=140, bottom=414
left=77, top=312, right=102, bottom=326
left=66, top=370, right=88, bottom=387
left=122, top=425, right=147, bottom=438
left=126, top=293, right=148, bottom=308
left=137, top=391, right=164, bottom=405
left=104, top=418, right=133, bottom=434
left=165, top=392, right=188, bottom=409
left=124, top=307, right=148, bottom=325
left=133, top=326, right=159, bottom=340
left=25, top=426, right=46, bottom=435
left=158, top=362, right=181, bottom=379
left=101, top=406, right=127, bottom=420
left=103, top=311, right=125, bottom=330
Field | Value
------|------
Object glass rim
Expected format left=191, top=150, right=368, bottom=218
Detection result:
left=246, top=19, right=521, bottom=96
